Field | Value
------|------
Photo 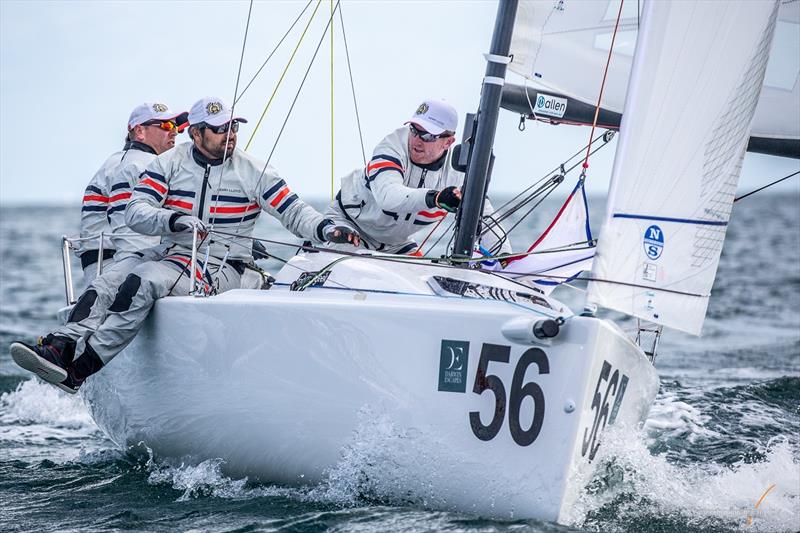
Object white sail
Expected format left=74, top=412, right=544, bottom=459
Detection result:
left=509, top=0, right=798, bottom=143
left=585, top=0, right=780, bottom=335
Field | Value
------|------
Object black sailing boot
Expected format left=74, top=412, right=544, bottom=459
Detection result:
left=9, top=334, right=76, bottom=386
left=57, top=343, right=105, bottom=395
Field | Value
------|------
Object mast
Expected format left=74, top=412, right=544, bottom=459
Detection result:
left=452, top=0, right=519, bottom=261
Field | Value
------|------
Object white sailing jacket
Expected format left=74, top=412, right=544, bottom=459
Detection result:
left=125, top=142, right=327, bottom=260
left=335, top=127, right=510, bottom=252
left=75, top=147, right=128, bottom=263
left=106, top=142, right=162, bottom=259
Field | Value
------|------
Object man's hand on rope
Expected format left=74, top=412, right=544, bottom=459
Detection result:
left=172, top=215, right=208, bottom=238
left=429, top=186, right=462, bottom=213
left=324, top=224, right=361, bottom=246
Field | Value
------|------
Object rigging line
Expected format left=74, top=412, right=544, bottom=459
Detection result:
left=221, top=2, right=342, bottom=248
left=330, top=0, right=334, bottom=201
left=734, top=170, right=799, bottom=202
left=208, top=231, right=587, bottom=270
left=244, top=0, right=324, bottom=151
left=207, top=0, right=254, bottom=231
left=425, top=218, right=456, bottom=256
left=487, top=135, right=610, bottom=230
left=441, top=248, right=702, bottom=298
left=210, top=232, right=598, bottom=301
left=415, top=216, right=448, bottom=255
left=338, top=3, right=366, bottom=166
left=491, top=131, right=607, bottom=215
left=235, top=0, right=314, bottom=105
left=486, top=175, right=561, bottom=227
left=200, top=0, right=254, bottom=283
left=263, top=1, right=341, bottom=168
left=581, top=0, right=624, bottom=171
left=203, top=231, right=354, bottom=290
left=220, top=2, right=336, bottom=257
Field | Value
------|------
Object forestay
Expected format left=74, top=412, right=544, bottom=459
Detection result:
left=508, top=0, right=798, bottom=144
left=585, top=0, right=780, bottom=335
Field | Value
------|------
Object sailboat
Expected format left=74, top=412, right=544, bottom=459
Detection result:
left=72, top=0, right=783, bottom=523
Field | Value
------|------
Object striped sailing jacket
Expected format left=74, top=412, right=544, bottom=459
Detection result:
left=335, top=127, right=510, bottom=252
left=106, top=142, right=162, bottom=259
left=75, top=147, right=128, bottom=267
left=125, top=142, right=327, bottom=261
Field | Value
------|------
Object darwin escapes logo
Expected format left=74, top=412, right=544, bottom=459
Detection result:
left=437, top=340, right=469, bottom=393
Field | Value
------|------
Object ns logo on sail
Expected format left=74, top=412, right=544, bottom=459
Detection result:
left=643, top=225, right=664, bottom=260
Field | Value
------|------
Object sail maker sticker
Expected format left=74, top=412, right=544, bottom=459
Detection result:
left=534, top=93, right=567, bottom=118
left=643, top=225, right=664, bottom=260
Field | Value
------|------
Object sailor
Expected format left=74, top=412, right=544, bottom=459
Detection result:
left=73, top=103, right=189, bottom=284
left=10, top=96, right=358, bottom=393
left=325, top=99, right=511, bottom=255
left=30, top=102, right=188, bottom=371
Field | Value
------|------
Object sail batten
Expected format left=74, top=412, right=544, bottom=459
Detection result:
left=583, top=0, right=780, bottom=336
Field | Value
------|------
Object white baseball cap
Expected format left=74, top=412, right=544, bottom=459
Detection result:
left=188, top=97, right=248, bottom=127
left=128, top=102, right=188, bottom=129
left=405, top=99, right=458, bottom=135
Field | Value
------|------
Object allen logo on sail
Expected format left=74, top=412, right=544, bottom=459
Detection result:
left=534, top=93, right=567, bottom=118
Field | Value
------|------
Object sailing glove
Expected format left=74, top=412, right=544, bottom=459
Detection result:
left=433, top=186, right=461, bottom=213
left=323, top=224, right=361, bottom=246
left=170, top=214, right=207, bottom=235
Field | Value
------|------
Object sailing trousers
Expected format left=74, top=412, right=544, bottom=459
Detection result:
left=81, top=257, right=116, bottom=287
left=76, top=248, right=243, bottom=365
left=59, top=247, right=168, bottom=343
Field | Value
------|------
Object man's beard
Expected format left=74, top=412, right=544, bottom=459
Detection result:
left=205, top=138, right=235, bottom=159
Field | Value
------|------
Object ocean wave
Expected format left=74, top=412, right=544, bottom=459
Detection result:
left=569, top=426, right=800, bottom=533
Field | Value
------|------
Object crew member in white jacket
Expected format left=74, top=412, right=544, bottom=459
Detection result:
left=74, top=104, right=189, bottom=283
left=51, top=102, right=187, bottom=360
left=325, top=99, right=511, bottom=255
left=10, top=96, right=358, bottom=393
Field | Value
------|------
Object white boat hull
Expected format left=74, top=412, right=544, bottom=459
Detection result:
left=82, top=253, right=658, bottom=521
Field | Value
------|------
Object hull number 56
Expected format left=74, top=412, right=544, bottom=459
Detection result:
left=469, top=343, right=550, bottom=446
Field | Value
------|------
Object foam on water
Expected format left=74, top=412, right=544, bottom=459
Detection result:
left=567, top=401, right=800, bottom=532
left=0, top=378, right=112, bottom=464
left=644, top=392, right=720, bottom=443
left=0, top=378, right=93, bottom=429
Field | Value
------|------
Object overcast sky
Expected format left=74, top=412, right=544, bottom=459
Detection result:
left=1, top=0, right=798, bottom=206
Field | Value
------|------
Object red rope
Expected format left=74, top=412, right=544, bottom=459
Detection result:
left=416, top=215, right=447, bottom=255
left=582, top=0, right=625, bottom=171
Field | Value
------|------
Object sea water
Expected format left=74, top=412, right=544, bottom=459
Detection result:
left=0, top=195, right=798, bottom=532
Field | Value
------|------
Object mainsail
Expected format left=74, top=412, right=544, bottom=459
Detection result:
left=507, top=0, right=799, bottom=157
left=584, top=0, right=780, bottom=335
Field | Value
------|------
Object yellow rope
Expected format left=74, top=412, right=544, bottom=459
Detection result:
left=245, top=0, right=323, bottom=151
left=330, top=0, right=335, bottom=200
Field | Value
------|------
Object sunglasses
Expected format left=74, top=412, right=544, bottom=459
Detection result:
left=409, top=123, right=453, bottom=142
left=200, top=121, right=240, bottom=134
left=142, top=120, right=179, bottom=132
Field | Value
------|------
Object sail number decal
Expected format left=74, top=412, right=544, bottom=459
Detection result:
left=468, top=343, right=549, bottom=446
left=581, top=360, right=629, bottom=461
